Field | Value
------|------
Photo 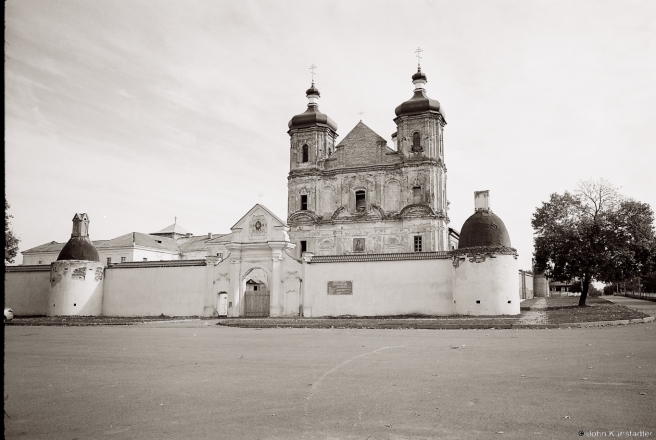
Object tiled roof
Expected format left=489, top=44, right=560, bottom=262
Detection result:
left=6, top=264, right=52, bottom=272
left=310, top=251, right=452, bottom=263
left=208, top=232, right=233, bottom=244
left=152, top=222, right=190, bottom=235
left=177, top=234, right=229, bottom=252
left=22, top=241, right=65, bottom=254
left=96, top=232, right=180, bottom=253
left=106, top=259, right=207, bottom=269
left=23, top=240, right=110, bottom=255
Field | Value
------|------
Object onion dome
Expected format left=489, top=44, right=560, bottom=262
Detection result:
left=395, top=68, right=445, bottom=119
left=458, top=191, right=511, bottom=248
left=288, top=82, right=337, bottom=131
left=57, top=213, right=100, bottom=262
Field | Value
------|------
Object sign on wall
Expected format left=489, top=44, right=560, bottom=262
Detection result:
left=327, top=281, right=353, bottom=295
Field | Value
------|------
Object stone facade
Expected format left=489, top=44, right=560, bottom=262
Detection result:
left=287, top=72, right=449, bottom=256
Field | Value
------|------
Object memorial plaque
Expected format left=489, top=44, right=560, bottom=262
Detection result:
left=327, top=281, right=353, bottom=295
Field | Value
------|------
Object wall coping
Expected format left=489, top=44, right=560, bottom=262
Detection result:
left=5, top=265, right=52, bottom=272
left=309, top=251, right=452, bottom=263
left=105, top=259, right=207, bottom=270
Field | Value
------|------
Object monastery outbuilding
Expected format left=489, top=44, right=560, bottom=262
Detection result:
left=5, top=66, right=548, bottom=318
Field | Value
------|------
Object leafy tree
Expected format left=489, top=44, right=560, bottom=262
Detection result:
left=5, top=197, right=20, bottom=265
left=532, top=179, right=656, bottom=306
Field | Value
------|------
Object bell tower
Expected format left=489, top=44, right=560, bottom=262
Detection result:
left=287, top=68, right=338, bottom=218
left=393, top=53, right=448, bottom=226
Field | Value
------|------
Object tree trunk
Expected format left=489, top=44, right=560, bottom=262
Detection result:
left=579, top=275, right=591, bottom=306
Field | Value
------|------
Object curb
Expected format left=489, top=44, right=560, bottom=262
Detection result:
left=557, top=316, right=654, bottom=328
left=217, top=316, right=654, bottom=330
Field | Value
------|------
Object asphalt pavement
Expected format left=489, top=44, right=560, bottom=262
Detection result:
left=605, top=296, right=656, bottom=317
left=4, top=320, right=655, bottom=439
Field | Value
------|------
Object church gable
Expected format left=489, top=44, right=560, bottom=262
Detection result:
left=230, top=204, right=289, bottom=243
left=335, top=121, right=398, bottom=167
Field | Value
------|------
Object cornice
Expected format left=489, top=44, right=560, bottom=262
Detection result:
left=288, top=158, right=445, bottom=180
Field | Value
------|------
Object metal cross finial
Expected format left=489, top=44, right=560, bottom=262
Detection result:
left=415, top=47, right=423, bottom=69
left=174, top=216, right=177, bottom=224
left=309, top=64, right=317, bottom=84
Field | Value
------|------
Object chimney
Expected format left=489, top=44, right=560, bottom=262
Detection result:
left=474, top=190, right=490, bottom=211
left=208, top=233, right=212, bottom=239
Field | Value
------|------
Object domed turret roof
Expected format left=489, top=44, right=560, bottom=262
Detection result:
left=57, top=237, right=100, bottom=261
left=458, top=210, right=511, bottom=248
left=57, top=213, right=100, bottom=261
left=288, top=106, right=338, bottom=131
left=395, top=68, right=445, bottom=119
left=288, top=83, right=337, bottom=131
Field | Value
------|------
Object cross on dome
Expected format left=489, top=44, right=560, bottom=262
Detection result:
left=309, top=64, right=317, bottom=84
left=415, top=47, right=423, bottom=69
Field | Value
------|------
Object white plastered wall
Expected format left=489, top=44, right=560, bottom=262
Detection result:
left=102, top=265, right=208, bottom=316
left=302, top=258, right=455, bottom=317
left=48, top=260, right=104, bottom=316
left=4, top=268, right=51, bottom=315
left=453, top=254, right=520, bottom=315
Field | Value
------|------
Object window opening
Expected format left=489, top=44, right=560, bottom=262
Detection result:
left=301, top=195, right=308, bottom=211
left=302, top=144, right=309, bottom=163
left=414, top=236, right=423, bottom=252
left=355, top=190, right=366, bottom=211
left=412, top=132, right=422, bottom=152
left=413, top=186, right=422, bottom=204
left=121, top=257, right=126, bottom=263
left=107, top=257, right=112, bottom=265
left=300, top=240, right=307, bottom=256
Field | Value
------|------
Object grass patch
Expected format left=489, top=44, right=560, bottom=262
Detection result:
left=543, top=297, right=648, bottom=324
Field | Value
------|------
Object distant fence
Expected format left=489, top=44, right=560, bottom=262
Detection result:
left=615, top=292, right=656, bottom=301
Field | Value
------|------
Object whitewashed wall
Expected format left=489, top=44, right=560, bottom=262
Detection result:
left=453, top=254, right=520, bottom=315
left=102, top=264, right=210, bottom=316
left=4, top=266, right=51, bottom=315
left=22, top=252, right=59, bottom=266
left=48, top=261, right=104, bottom=316
left=302, top=256, right=455, bottom=317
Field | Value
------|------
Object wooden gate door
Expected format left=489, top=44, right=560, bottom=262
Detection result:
left=244, top=282, right=269, bottom=317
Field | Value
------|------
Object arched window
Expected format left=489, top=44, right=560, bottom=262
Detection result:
left=302, top=144, right=309, bottom=163
left=355, top=190, right=366, bottom=212
left=412, top=132, right=422, bottom=152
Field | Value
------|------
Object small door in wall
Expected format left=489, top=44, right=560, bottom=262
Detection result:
left=217, top=292, right=228, bottom=316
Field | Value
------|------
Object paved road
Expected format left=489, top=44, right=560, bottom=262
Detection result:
left=604, top=295, right=656, bottom=317
left=4, top=322, right=655, bottom=439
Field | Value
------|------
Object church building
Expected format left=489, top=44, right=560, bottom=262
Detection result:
left=287, top=67, right=456, bottom=256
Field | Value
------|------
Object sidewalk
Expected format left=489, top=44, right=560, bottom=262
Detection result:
left=604, top=295, right=656, bottom=317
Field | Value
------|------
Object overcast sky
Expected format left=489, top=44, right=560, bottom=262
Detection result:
left=5, top=0, right=656, bottom=270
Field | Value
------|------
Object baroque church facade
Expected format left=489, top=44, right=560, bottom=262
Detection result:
left=287, top=68, right=455, bottom=256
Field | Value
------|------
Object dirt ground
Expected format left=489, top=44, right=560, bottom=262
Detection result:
left=4, top=321, right=656, bottom=439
